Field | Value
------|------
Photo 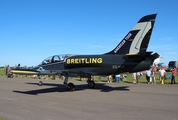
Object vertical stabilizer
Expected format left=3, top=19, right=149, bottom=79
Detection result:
left=105, top=14, right=157, bottom=55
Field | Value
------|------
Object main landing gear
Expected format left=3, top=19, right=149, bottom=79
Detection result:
left=87, top=80, right=95, bottom=88
left=64, top=82, right=75, bottom=91
left=37, top=75, right=96, bottom=91
left=63, top=75, right=75, bottom=91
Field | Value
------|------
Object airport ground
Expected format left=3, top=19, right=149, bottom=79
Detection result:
left=0, top=76, right=178, bottom=120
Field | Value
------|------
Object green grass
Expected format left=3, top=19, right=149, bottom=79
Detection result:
left=0, top=117, right=7, bottom=120
left=0, top=68, right=6, bottom=76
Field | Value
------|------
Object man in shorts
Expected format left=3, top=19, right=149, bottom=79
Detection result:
left=159, top=67, right=166, bottom=84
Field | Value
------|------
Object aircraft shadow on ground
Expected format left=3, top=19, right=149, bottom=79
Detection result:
left=13, top=82, right=130, bottom=95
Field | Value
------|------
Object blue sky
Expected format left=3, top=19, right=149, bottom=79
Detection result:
left=0, top=0, right=178, bottom=67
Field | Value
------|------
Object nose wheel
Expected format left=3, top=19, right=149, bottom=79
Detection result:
left=37, top=75, right=43, bottom=86
left=38, top=81, right=43, bottom=86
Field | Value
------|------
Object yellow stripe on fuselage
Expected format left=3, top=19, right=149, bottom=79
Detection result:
left=11, top=70, right=39, bottom=75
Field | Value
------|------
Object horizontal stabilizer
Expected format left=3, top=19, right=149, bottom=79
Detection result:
left=126, top=52, right=153, bottom=57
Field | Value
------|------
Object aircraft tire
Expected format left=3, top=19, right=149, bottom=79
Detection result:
left=67, top=82, right=75, bottom=91
left=38, top=81, right=43, bottom=86
left=88, top=81, right=95, bottom=88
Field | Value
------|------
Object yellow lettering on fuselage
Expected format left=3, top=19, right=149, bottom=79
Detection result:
left=75, top=58, right=79, bottom=64
left=91, top=58, right=97, bottom=63
left=66, top=58, right=103, bottom=64
left=71, top=59, right=75, bottom=64
left=81, top=58, right=85, bottom=63
left=97, top=58, right=102, bottom=63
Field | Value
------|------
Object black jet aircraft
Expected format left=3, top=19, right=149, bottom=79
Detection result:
left=11, top=14, right=159, bottom=91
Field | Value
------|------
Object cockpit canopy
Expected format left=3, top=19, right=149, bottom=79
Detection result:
left=40, top=54, right=75, bottom=65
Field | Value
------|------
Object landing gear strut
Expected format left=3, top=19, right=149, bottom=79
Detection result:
left=87, top=77, right=95, bottom=88
left=38, top=75, right=43, bottom=86
left=63, top=75, right=75, bottom=91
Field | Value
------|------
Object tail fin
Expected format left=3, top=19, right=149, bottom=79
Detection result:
left=105, top=14, right=157, bottom=55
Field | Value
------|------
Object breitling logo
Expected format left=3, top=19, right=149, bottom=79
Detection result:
left=66, top=58, right=102, bottom=64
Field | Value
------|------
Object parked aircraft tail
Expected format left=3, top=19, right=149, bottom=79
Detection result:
left=105, top=14, right=157, bottom=55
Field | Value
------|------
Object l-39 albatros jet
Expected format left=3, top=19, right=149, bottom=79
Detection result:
left=12, top=14, right=159, bottom=91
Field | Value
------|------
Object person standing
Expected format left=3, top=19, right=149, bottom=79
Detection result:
left=159, top=67, right=166, bottom=84
left=145, top=69, right=151, bottom=84
left=150, top=66, right=156, bottom=84
left=136, top=72, right=141, bottom=84
left=171, top=66, right=177, bottom=84
left=5, top=65, right=9, bottom=75
left=108, top=75, right=113, bottom=83
left=132, top=73, right=136, bottom=84
left=115, top=74, right=120, bottom=83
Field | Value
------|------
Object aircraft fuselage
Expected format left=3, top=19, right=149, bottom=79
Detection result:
left=39, top=54, right=153, bottom=76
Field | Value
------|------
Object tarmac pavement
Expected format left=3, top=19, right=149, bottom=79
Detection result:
left=0, top=76, right=178, bottom=120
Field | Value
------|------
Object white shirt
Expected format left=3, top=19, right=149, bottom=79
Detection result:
left=136, top=72, right=141, bottom=76
left=159, top=69, right=166, bottom=77
left=116, top=74, right=120, bottom=77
